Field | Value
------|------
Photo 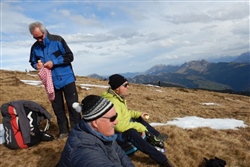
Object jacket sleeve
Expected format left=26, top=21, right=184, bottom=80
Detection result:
left=115, top=117, right=147, bottom=133
left=29, top=44, right=38, bottom=69
left=114, top=101, right=147, bottom=133
left=71, top=143, right=126, bottom=167
left=128, top=109, right=142, bottom=118
left=102, top=91, right=147, bottom=133
left=51, top=38, right=73, bottom=66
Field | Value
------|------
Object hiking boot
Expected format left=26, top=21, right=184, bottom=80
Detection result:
left=146, top=131, right=165, bottom=148
left=58, top=133, right=69, bottom=139
left=160, top=159, right=174, bottom=167
left=155, top=146, right=166, bottom=153
left=157, top=133, right=168, bottom=141
left=41, top=132, right=54, bottom=141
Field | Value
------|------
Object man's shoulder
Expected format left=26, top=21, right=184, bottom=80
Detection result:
left=31, top=41, right=41, bottom=48
left=48, top=33, right=63, bottom=42
left=68, top=127, right=96, bottom=146
left=102, top=92, right=117, bottom=101
left=101, top=91, right=112, bottom=98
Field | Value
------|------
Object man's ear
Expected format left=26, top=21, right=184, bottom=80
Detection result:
left=91, top=120, right=98, bottom=129
left=114, top=87, right=120, bottom=94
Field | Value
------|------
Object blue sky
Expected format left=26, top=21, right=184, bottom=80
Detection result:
left=1, top=1, right=249, bottom=76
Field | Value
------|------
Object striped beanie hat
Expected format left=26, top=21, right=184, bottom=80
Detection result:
left=73, top=95, right=113, bottom=122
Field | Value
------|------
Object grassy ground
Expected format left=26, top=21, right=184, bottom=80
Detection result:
left=0, top=70, right=249, bottom=167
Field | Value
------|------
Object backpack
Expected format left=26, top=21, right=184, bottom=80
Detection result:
left=204, top=157, right=227, bottom=167
left=0, top=100, right=54, bottom=149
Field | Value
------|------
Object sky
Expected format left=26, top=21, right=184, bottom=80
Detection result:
left=0, top=80, right=247, bottom=144
left=1, top=1, right=249, bottom=76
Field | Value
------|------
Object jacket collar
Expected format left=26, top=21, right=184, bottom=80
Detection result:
left=79, top=119, right=117, bottom=142
left=107, top=88, right=125, bottom=102
left=43, top=30, right=50, bottom=46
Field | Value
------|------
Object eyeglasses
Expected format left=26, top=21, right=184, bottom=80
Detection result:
left=33, top=34, right=44, bottom=40
left=122, top=83, right=129, bottom=88
left=101, top=113, right=118, bottom=122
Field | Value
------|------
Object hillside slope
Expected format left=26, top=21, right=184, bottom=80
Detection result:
left=131, top=61, right=250, bottom=93
left=0, top=70, right=249, bottom=167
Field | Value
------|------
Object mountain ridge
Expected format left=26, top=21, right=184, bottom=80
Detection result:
left=88, top=51, right=250, bottom=95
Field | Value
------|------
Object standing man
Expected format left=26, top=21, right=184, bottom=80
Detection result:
left=28, top=21, right=81, bottom=139
left=58, top=95, right=134, bottom=167
left=102, top=74, right=173, bottom=167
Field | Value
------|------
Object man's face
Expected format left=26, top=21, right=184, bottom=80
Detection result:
left=116, top=81, right=129, bottom=96
left=32, top=27, right=45, bottom=43
left=95, top=107, right=118, bottom=137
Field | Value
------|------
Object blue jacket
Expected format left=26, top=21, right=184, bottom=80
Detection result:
left=29, top=31, right=75, bottom=89
left=58, top=120, right=135, bottom=167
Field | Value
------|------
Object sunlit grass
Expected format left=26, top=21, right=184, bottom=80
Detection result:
left=0, top=70, right=249, bottom=167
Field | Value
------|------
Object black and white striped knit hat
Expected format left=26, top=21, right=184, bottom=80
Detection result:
left=73, top=95, right=113, bottom=122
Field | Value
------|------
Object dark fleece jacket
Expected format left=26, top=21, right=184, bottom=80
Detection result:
left=58, top=120, right=134, bottom=167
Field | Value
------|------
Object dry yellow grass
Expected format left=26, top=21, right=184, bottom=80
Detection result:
left=0, top=69, right=249, bottom=167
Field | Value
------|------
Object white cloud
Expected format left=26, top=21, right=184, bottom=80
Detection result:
left=1, top=1, right=249, bottom=76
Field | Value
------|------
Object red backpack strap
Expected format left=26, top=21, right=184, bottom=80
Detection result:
left=8, top=106, right=28, bottom=148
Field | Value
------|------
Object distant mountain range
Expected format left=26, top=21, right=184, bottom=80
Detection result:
left=88, top=51, right=250, bottom=95
left=206, top=52, right=249, bottom=63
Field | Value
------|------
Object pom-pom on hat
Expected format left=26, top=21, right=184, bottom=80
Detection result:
left=108, top=74, right=128, bottom=90
left=73, top=95, right=113, bottom=122
left=72, top=102, right=82, bottom=113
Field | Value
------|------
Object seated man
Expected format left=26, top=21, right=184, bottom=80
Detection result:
left=101, top=74, right=173, bottom=167
left=58, top=95, right=134, bottom=167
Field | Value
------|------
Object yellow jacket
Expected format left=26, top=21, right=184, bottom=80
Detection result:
left=101, top=88, right=147, bottom=133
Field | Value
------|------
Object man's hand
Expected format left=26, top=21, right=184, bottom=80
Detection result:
left=36, top=60, right=44, bottom=70
left=141, top=112, right=149, bottom=120
left=44, top=61, right=53, bottom=69
left=141, top=131, right=146, bottom=138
